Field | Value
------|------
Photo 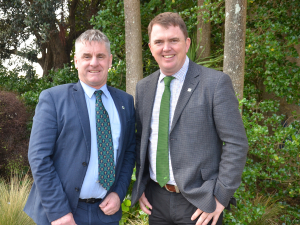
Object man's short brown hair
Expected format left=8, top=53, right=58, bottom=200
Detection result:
left=148, top=12, right=188, bottom=41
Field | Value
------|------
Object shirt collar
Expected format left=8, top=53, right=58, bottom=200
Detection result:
left=80, top=80, right=109, bottom=99
left=159, top=56, right=190, bottom=83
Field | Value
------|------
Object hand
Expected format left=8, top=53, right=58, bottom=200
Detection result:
left=191, top=197, right=225, bottom=225
left=51, top=213, right=76, bottom=225
left=138, top=192, right=152, bottom=215
left=99, top=192, right=121, bottom=215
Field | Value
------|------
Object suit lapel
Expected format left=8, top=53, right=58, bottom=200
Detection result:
left=170, top=61, right=201, bottom=133
left=108, top=86, right=125, bottom=160
left=142, top=71, right=160, bottom=141
left=72, top=81, right=91, bottom=155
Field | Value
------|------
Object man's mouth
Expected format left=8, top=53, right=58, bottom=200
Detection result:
left=89, top=71, right=100, bottom=73
left=163, top=55, right=175, bottom=58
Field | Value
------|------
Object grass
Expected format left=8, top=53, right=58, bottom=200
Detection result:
left=0, top=174, right=35, bottom=225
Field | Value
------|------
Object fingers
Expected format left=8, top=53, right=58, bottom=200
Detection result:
left=138, top=192, right=152, bottom=215
left=210, top=214, right=221, bottom=225
left=192, top=197, right=225, bottom=225
left=51, top=213, right=76, bottom=225
left=196, top=212, right=213, bottom=225
left=99, top=192, right=121, bottom=215
left=191, top=208, right=202, bottom=221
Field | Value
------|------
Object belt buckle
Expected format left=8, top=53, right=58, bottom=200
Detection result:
left=164, top=185, right=172, bottom=193
left=86, top=198, right=96, bottom=203
left=164, top=184, right=180, bottom=193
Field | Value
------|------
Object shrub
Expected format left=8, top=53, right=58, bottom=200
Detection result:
left=0, top=91, right=30, bottom=177
left=224, top=98, right=300, bottom=224
left=0, top=174, right=35, bottom=225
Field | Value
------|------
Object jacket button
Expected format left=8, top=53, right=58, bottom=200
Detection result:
left=75, top=187, right=79, bottom=192
left=82, top=162, right=87, bottom=166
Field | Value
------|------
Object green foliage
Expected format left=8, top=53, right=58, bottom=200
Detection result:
left=187, top=32, right=223, bottom=70
left=245, top=0, right=300, bottom=104
left=90, top=0, right=198, bottom=90
left=120, top=167, right=148, bottom=225
left=0, top=65, right=78, bottom=109
left=5, top=157, right=30, bottom=177
left=224, top=192, right=282, bottom=225
left=242, top=98, right=300, bottom=199
left=223, top=98, right=300, bottom=224
left=0, top=0, right=105, bottom=74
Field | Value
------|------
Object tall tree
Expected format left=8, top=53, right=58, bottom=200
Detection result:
left=196, top=0, right=211, bottom=59
left=0, top=0, right=103, bottom=76
left=223, top=0, right=247, bottom=100
left=124, top=0, right=143, bottom=99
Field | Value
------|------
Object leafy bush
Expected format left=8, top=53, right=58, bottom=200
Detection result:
left=224, top=98, right=300, bottom=224
left=0, top=91, right=30, bottom=177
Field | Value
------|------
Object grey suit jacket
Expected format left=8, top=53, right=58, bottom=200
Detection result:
left=131, top=61, right=248, bottom=213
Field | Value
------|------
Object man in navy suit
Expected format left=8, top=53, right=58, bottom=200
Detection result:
left=24, top=29, right=136, bottom=225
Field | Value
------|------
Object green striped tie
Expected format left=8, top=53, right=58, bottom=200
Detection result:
left=156, top=76, right=174, bottom=187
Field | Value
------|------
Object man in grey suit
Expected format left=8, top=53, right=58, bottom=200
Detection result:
left=131, top=12, right=248, bottom=225
left=24, top=30, right=136, bottom=225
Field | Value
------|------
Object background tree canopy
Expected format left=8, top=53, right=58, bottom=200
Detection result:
left=0, top=0, right=105, bottom=76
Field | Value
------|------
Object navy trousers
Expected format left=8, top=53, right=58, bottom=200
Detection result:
left=73, top=201, right=121, bottom=225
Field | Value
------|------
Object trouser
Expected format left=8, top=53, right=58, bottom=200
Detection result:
left=72, top=200, right=120, bottom=225
left=145, top=180, right=223, bottom=225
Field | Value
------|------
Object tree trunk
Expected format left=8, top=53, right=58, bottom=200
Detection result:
left=197, top=0, right=211, bottom=59
left=124, top=0, right=143, bottom=100
left=223, top=0, right=247, bottom=100
left=38, top=31, right=70, bottom=76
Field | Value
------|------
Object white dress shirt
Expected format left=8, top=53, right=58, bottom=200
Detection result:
left=79, top=81, right=120, bottom=199
left=148, top=56, right=189, bottom=185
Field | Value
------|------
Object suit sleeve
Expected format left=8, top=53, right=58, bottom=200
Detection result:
left=111, top=95, right=136, bottom=202
left=135, top=84, right=142, bottom=179
left=212, top=74, right=249, bottom=207
left=28, top=90, right=71, bottom=222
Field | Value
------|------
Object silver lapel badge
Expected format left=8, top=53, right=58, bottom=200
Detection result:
left=122, top=106, right=125, bottom=109
left=187, top=88, right=192, bottom=92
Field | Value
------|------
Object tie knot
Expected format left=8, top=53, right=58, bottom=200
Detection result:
left=95, top=90, right=103, bottom=98
left=164, top=76, right=174, bottom=87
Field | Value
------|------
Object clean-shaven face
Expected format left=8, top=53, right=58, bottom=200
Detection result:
left=75, top=41, right=112, bottom=89
left=149, top=24, right=190, bottom=76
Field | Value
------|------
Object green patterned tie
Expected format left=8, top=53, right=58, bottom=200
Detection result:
left=156, top=76, right=174, bottom=187
left=95, top=90, right=115, bottom=190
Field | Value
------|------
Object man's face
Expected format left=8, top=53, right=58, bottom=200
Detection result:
left=75, top=41, right=112, bottom=89
left=149, top=24, right=190, bottom=76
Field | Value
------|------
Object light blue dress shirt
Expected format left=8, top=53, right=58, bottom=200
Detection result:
left=79, top=81, right=121, bottom=199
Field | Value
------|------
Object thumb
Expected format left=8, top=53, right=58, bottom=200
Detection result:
left=100, top=198, right=109, bottom=208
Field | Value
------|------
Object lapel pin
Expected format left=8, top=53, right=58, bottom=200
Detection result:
left=187, top=88, right=192, bottom=92
left=122, top=106, right=125, bottom=109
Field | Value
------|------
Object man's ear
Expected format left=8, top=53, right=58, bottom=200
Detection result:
left=185, top=37, right=191, bottom=53
left=74, top=55, right=78, bottom=69
left=148, top=43, right=153, bottom=56
left=109, top=54, right=113, bottom=68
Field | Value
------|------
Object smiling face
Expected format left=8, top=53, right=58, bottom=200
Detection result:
left=74, top=41, right=112, bottom=89
left=149, top=24, right=190, bottom=76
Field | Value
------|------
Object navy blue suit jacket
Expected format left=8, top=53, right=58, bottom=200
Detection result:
left=24, top=81, right=136, bottom=224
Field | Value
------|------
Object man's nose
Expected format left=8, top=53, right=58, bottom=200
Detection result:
left=163, top=42, right=171, bottom=51
left=90, top=56, right=99, bottom=66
